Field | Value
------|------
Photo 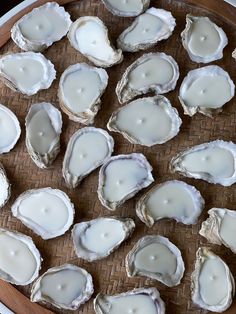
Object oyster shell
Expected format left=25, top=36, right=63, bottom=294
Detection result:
left=0, top=52, right=56, bottom=96
left=63, top=127, right=114, bottom=188
left=233, top=48, right=236, bottom=60
left=200, top=208, right=236, bottom=254
left=179, top=65, right=235, bottom=117
left=0, top=163, right=11, bottom=208
left=0, top=228, right=42, bottom=285
left=191, top=247, right=235, bottom=312
left=11, top=187, right=74, bottom=240
left=170, top=140, right=236, bottom=186
left=31, top=264, right=94, bottom=310
left=101, top=0, right=150, bottom=17
left=0, top=103, right=21, bottom=154
left=11, top=2, right=72, bottom=52
left=98, top=153, right=154, bottom=211
left=116, top=52, right=179, bottom=104
left=94, top=287, right=165, bottom=314
left=107, top=96, right=182, bottom=147
left=126, top=235, right=185, bottom=287
left=68, top=17, right=123, bottom=68
left=25, top=102, right=62, bottom=169
left=136, top=180, right=204, bottom=227
left=117, top=8, right=176, bottom=52
left=72, top=217, right=135, bottom=261
left=58, top=63, right=108, bottom=124
left=181, top=15, right=228, bottom=63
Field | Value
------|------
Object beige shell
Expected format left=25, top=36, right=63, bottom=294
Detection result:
left=136, top=180, right=205, bottom=227
left=72, top=217, right=135, bottom=261
left=25, top=102, right=62, bottom=169
left=117, top=8, right=176, bottom=52
left=179, top=65, right=235, bottom=117
left=94, top=287, right=165, bottom=314
left=11, top=187, right=74, bottom=240
left=58, top=63, right=108, bottom=124
left=126, top=235, right=185, bottom=287
left=200, top=208, right=236, bottom=253
left=170, top=140, right=236, bottom=186
left=63, top=127, right=114, bottom=188
left=11, top=2, right=72, bottom=52
left=68, top=16, right=123, bottom=68
left=116, top=52, right=179, bottom=104
left=181, top=15, right=228, bottom=63
left=0, top=228, right=42, bottom=285
left=233, top=48, right=236, bottom=60
left=101, top=0, right=150, bottom=17
left=0, top=52, right=56, bottom=96
left=107, top=96, right=182, bottom=146
left=31, top=264, right=94, bottom=310
left=98, top=153, right=154, bottom=211
left=0, top=163, right=11, bottom=208
left=191, top=247, right=235, bottom=312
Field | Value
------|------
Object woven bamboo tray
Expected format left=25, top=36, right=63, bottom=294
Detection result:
left=0, top=0, right=235, bottom=313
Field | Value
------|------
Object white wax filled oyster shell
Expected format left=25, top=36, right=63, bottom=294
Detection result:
left=101, top=0, right=150, bottom=17
left=11, top=187, right=74, bottom=240
left=11, top=2, right=72, bottom=52
left=98, top=153, right=154, bottom=211
left=31, top=264, right=94, bottom=310
left=170, top=140, right=236, bottom=186
left=179, top=65, right=235, bottom=117
left=68, top=17, right=123, bottom=68
left=0, top=104, right=21, bottom=154
left=72, top=217, right=135, bottom=261
left=0, top=163, right=11, bottom=208
left=136, top=180, right=204, bottom=227
left=0, top=52, right=56, bottom=96
left=181, top=15, right=228, bottom=63
left=0, top=228, right=42, bottom=285
left=116, top=52, right=179, bottom=104
left=126, top=235, right=185, bottom=287
left=58, top=63, right=108, bottom=124
left=107, top=96, right=182, bottom=147
left=63, top=127, right=114, bottom=188
left=25, top=102, right=62, bottom=169
left=117, top=8, right=176, bottom=52
left=200, top=208, right=236, bottom=254
left=191, top=247, right=235, bottom=312
left=94, top=287, right=165, bottom=314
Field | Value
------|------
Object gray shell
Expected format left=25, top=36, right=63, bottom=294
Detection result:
left=116, top=52, right=179, bottom=104
left=72, top=217, right=135, bottom=261
left=101, top=0, right=150, bottom=17
left=0, top=163, right=11, bottom=208
left=117, top=8, right=176, bottom=52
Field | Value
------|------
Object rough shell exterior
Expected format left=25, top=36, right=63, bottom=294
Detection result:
left=101, top=0, right=150, bottom=17
left=11, top=187, right=75, bottom=240
left=170, top=140, right=236, bottom=186
left=191, top=247, right=235, bottom=312
left=0, top=163, right=11, bottom=208
left=107, top=96, right=182, bottom=146
left=68, top=17, right=123, bottom=68
left=179, top=65, right=235, bottom=117
left=117, top=8, right=176, bottom=52
left=94, top=287, right=165, bottom=314
left=11, top=2, right=72, bottom=52
left=63, top=127, right=114, bottom=188
left=136, top=180, right=205, bottom=227
left=0, top=228, right=42, bottom=285
left=181, top=15, right=228, bottom=63
left=0, top=52, right=56, bottom=96
left=31, top=264, right=94, bottom=310
left=72, top=217, right=135, bottom=261
left=98, top=153, right=154, bottom=211
left=25, top=102, right=62, bottom=169
left=126, top=235, right=185, bottom=287
left=58, top=63, right=108, bottom=124
left=116, top=52, right=179, bottom=104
